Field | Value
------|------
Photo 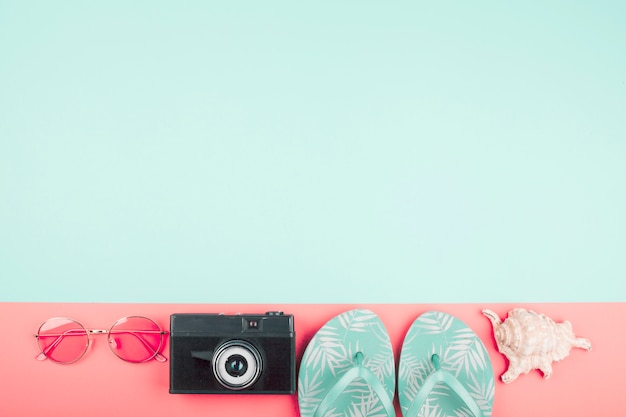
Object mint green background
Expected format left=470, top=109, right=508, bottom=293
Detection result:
left=1, top=2, right=625, bottom=303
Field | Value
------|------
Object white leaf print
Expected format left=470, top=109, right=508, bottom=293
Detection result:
left=415, top=312, right=454, bottom=334
left=417, top=397, right=444, bottom=417
left=298, top=368, right=325, bottom=417
left=465, top=369, right=494, bottom=417
left=347, top=392, right=387, bottom=417
left=339, top=310, right=378, bottom=333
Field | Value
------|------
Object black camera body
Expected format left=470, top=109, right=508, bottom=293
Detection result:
left=169, top=312, right=296, bottom=394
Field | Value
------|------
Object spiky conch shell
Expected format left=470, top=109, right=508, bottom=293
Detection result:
left=483, top=308, right=591, bottom=384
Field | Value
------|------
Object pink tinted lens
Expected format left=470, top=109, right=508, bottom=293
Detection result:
left=37, top=318, right=89, bottom=364
left=108, top=316, right=163, bottom=362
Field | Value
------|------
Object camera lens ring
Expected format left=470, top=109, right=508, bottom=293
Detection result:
left=212, top=340, right=263, bottom=390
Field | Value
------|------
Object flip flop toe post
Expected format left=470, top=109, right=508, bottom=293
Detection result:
left=298, top=309, right=396, bottom=417
left=398, top=311, right=495, bottom=417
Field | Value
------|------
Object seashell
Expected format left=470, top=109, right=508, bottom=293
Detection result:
left=482, top=308, right=591, bottom=384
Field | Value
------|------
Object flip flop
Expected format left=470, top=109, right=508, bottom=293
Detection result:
left=398, top=311, right=495, bottom=417
left=298, top=308, right=396, bottom=417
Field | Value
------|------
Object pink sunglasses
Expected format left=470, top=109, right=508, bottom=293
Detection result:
left=35, top=316, right=168, bottom=364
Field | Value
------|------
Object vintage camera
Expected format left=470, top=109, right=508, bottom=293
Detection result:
left=169, top=312, right=295, bottom=394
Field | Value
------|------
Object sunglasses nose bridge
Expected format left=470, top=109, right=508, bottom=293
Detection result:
left=87, top=330, right=109, bottom=350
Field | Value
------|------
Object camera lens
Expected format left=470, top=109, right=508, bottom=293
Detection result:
left=212, top=340, right=263, bottom=390
left=225, top=354, right=248, bottom=377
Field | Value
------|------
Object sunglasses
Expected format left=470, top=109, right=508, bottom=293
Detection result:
left=35, top=316, right=168, bottom=364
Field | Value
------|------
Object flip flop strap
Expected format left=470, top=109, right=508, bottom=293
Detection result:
left=314, top=353, right=395, bottom=417
left=406, top=355, right=484, bottom=417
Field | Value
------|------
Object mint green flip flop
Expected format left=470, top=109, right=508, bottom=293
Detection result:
left=398, top=311, right=495, bottom=417
left=298, top=309, right=396, bottom=417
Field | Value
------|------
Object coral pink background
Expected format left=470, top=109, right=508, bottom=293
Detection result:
left=0, top=303, right=620, bottom=417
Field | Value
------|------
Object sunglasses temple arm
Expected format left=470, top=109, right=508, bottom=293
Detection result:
left=35, top=329, right=88, bottom=360
left=110, top=330, right=168, bottom=362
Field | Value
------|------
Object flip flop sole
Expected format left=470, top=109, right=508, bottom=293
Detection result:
left=398, top=311, right=495, bottom=417
left=298, top=308, right=396, bottom=417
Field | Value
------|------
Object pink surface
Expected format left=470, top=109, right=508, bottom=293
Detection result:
left=0, top=302, right=621, bottom=416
